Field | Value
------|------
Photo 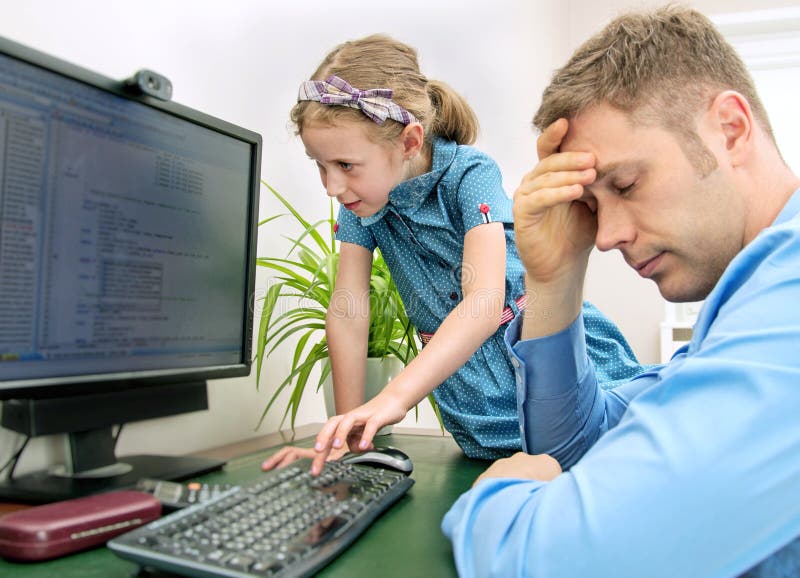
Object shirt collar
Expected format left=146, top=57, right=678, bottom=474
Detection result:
left=360, top=137, right=457, bottom=226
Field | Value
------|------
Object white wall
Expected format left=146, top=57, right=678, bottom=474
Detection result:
left=1, top=0, right=793, bottom=476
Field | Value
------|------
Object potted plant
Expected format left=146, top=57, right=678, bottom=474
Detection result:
left=254, top=181, right=440, bottom=431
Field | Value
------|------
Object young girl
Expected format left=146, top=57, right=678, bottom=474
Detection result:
left=262, top=34, right=643, bottom=474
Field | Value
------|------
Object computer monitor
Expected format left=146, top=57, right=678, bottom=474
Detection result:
left=0, top=36, right=262, bottom=503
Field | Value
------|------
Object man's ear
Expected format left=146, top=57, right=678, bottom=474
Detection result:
left=400, top=122, right=425, bottom=159
left=711, top=90, right=754, bottom=166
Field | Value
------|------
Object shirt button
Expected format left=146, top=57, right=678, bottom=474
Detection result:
left=511, top=358, right=520, bottom=368
left=449, top=292, right=459, bottom=300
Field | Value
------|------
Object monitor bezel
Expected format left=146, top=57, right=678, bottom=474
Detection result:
left=0, top=35, right=262, bottom=401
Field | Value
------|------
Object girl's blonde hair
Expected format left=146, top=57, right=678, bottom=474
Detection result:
left=291, top=34, right=478, bottom=145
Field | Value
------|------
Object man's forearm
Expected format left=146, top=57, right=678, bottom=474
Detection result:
left=520, top=271, right=585, bottom=340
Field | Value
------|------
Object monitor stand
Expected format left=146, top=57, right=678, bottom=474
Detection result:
left=0, top=453, right=225, bottom=504
left=0, top=382, right=226, bottom=503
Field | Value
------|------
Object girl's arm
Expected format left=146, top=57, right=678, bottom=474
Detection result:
left=261, top=241, right=372, bottom=472
left=387, top=221, right=507, bottom=403
left=310, top=222, right=507, bottom=473
left=327, top=241, right=373, bottom=413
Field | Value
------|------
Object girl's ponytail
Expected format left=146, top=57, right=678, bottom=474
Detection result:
left=427, top=80, right=479, bottom=145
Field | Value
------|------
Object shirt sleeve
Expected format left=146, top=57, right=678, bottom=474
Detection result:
left=504, top=312, right=658, bottom=466
left=443, top=239, right=800, bottom=577
left=454, top=152, right=513, bottom=232
left=334, top=203, right=376, bottom=251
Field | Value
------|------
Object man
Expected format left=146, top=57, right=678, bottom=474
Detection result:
left=442, top=6, right=800, bottom=577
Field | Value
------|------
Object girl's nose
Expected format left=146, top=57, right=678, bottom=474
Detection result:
left=326, top=173, right=346, bottom=198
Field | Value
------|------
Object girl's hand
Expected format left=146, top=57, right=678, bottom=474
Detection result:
left=513, top=118, right=598, bottom=284
left=310, top=391, right=408, bottom=475
left=260, top=444, right=348, bottom=471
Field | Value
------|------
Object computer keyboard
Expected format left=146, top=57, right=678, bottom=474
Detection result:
left=108, top=459, right=414, bottom=578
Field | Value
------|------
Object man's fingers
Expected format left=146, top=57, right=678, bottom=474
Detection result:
left=514, top=184, right=585, bottom=221
left=536, top=118, right=569, bottom=161
left=518, top=167, right=596, bottom=196
left=521, top=152, right=596, bottom=188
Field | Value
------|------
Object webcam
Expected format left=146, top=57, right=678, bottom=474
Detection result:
left=124, top=69, right=173, bottom=101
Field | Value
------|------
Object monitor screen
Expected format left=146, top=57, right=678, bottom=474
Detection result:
left=0, top=36, right=261, bottom=502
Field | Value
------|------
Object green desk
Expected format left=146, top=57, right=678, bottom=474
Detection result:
left=0, top=427, right=487, bottom=577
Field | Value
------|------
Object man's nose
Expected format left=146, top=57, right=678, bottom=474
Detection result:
left=595, top=200, right=634, bottom=252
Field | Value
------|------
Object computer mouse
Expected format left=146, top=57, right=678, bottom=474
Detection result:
left=339, top=446, right=414, bottom=475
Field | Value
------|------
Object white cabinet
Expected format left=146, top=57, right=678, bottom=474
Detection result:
left=660, top=302, right=702, bottom=363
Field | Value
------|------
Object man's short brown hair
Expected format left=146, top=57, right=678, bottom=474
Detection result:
left=534, top=5, right=775, bottom=173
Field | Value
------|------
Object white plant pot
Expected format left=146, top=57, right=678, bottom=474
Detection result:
left=322, top=356, right=405, bottom=436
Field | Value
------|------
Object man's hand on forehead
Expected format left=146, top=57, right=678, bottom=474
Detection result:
left=539, top=119, right=599, bottom=213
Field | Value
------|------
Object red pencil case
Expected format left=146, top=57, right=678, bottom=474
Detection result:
left=0, top=490, right=161, bottom=561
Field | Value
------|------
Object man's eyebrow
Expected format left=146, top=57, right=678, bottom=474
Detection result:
left=594, top=162, right=622, bottom=181
left=595, top=160, right=643, bottom=181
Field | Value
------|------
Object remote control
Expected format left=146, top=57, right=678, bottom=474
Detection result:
left=135, top=478, right=238, bottom=510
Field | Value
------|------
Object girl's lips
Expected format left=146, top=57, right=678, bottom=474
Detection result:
left=344, top=201, right=361, bottom=211
left=635, top=253, right=663, bottom=278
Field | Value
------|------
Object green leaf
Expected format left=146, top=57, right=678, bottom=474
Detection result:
left=258, top=213, right=285, bottom=227
left=255, top=283, right=282, bottom=389
left=262, top=180, right=328, bottom=253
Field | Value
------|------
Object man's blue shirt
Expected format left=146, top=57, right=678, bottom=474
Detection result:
left=442, top=189, right=800, bottom=577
